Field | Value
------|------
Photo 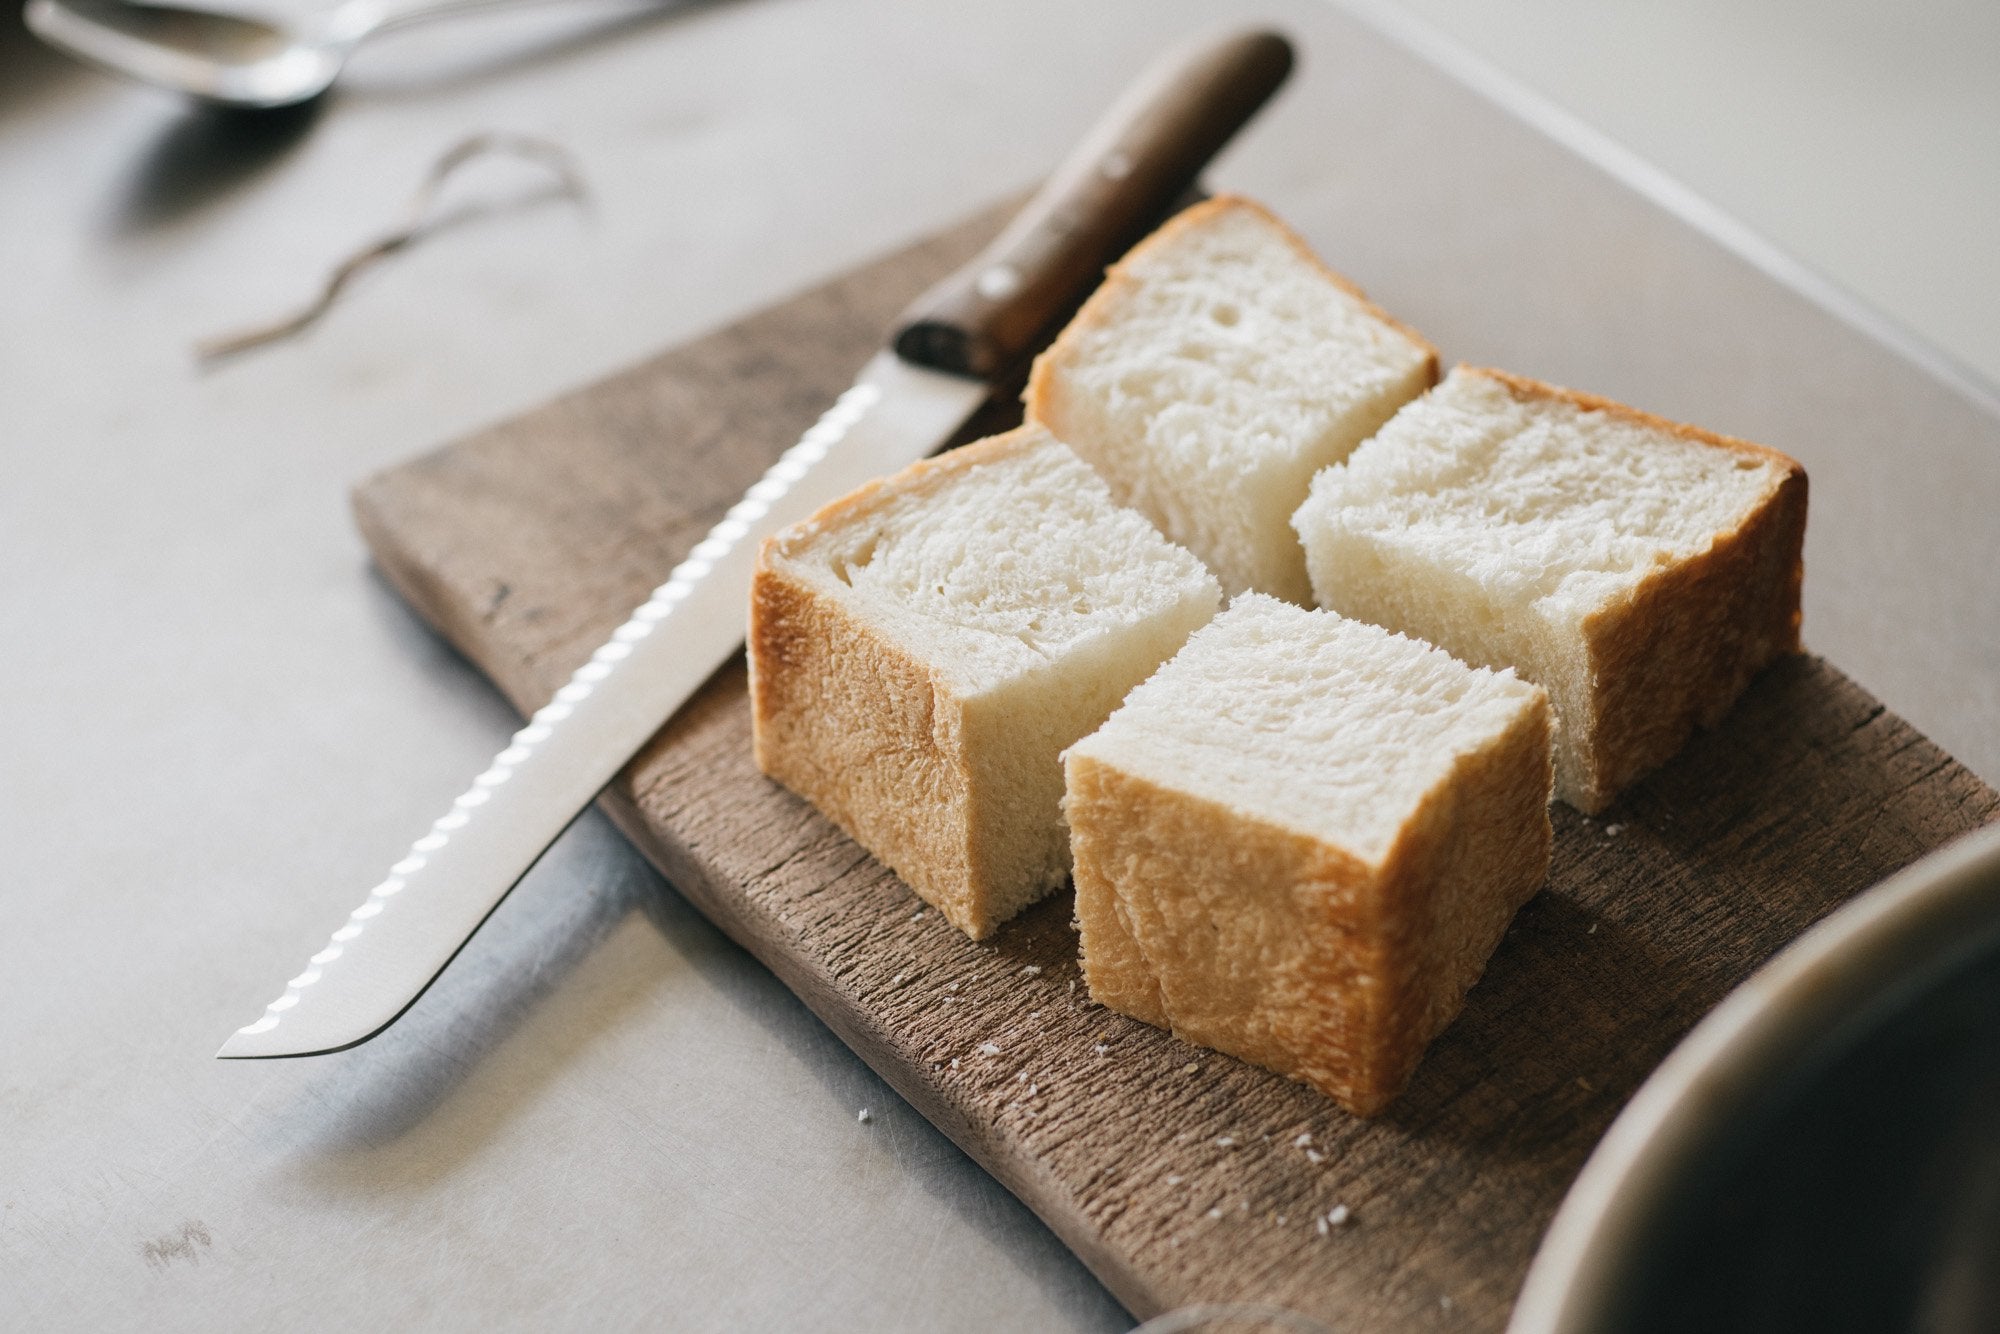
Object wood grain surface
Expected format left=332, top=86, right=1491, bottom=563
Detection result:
left=352, top=202, right=1999, bottom=1330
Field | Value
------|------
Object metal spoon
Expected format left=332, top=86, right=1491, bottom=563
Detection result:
left=24, top=0, right=548, bottom=108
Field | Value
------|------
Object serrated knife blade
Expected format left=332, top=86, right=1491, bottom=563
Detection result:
left=219, top=26, right=1294, bottom=1058
left=218, top=353, right=982, bottom=1058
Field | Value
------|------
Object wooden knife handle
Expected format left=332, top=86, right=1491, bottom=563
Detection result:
left=892, top=28, right=1294, bottom=379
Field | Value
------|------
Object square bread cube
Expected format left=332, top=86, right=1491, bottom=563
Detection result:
left=1293, top=366, right=1808, bottom=813
left=1064, top=595, right=1553, bottom=1117
left=750, top=424, right=1221, bottom=940
left=1025, top=195, right=1438, bottom=603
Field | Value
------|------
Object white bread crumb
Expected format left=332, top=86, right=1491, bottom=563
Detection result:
left=1028, top=196, right=1436, bottom=601
left=1295, top=365, right=1805, bottom=811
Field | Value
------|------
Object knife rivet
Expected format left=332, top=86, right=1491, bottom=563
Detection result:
left=976, top=265, right=1023, bottom=301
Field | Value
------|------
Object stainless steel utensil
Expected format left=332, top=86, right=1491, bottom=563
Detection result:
left=25, top=0, right=569, bottom=107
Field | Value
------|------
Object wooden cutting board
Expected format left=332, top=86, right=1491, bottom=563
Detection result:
left=353, top=201, right=1998, bottom=1331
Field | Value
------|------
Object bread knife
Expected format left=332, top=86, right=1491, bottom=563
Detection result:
left=218, top=28, right=1294, bottom=1058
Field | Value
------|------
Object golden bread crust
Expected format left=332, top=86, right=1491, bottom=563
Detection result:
left=750, top=551, right=991, bottom=935
left=1065, top=685, right=1553, bottom=1117
left=751, top=426, right=1073, bottom=939
left=1456, top=366, right=1808, bottom=811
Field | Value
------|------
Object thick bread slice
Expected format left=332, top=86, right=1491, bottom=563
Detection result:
left=1025, top=195, right=1438, bottom=603
left=1293, top=366, right=1807, bottom=814
left=1064, top=595, right=1553, bottom=1117
left=750, top=424, right=1221, bottom=940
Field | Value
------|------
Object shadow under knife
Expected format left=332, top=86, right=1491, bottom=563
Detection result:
left=277, top=809, right=663, bottom=1181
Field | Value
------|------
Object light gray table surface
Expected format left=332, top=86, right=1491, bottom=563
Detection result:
left=4, top=1, right=1996, bottom=1329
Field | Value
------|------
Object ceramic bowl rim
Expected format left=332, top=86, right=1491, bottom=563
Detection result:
left=1508, top=820, right=2000, bottom=1333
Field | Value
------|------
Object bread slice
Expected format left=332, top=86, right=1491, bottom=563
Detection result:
left=750, top=424, right=1221, bottom=940
left=1293, top=366, right=1807, bottom=814
left=1025, top=195, right=1438, bottom=604
left=1064, top=595, right=1552, bottom=1117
